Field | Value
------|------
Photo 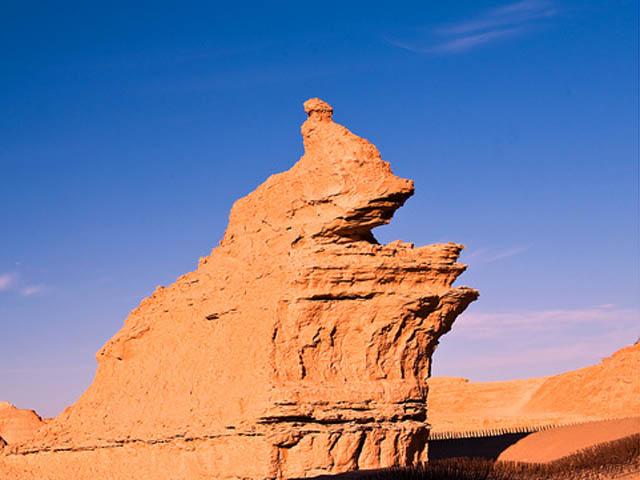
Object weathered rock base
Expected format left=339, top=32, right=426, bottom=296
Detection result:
left=2, top=425, right=428, bottom=480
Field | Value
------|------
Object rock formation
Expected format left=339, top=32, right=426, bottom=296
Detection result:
left=0, top=99, right=478, bottom=479
left=0, top=402, right=43, bottom=445
left=427, top=342, right=640, bottom=434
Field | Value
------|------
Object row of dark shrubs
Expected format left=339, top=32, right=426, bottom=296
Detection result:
left=361, top=433, right=640, bottom=480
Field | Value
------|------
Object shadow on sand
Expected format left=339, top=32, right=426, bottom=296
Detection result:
left=427, top=432, right=531, bottom=461
left=297, top=432, right=532, bottom=479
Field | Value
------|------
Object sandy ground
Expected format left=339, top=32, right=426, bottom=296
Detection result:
left=498, top=417, right=640, bottom=463
left=615, top=471, right=640, bottom=479
left=428, top=344, right=640, bottom=436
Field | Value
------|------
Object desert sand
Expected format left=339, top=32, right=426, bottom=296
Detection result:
left=498, top=417, right=640, bottom=463
left=427, top=343, right=640, bottom=435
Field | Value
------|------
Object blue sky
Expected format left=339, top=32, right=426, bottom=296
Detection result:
left=1, top=1, right=637, bottom=418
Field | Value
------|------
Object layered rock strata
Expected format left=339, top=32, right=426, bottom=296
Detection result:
left=1, top=99, right=478, bottom=479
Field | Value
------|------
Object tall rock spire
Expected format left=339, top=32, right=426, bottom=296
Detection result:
left=1, top=99, right=478, bottom=479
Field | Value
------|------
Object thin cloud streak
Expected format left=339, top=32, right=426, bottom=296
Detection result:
left=464, top=248, right=489, bottom=259
left=0, top=272, right=47, bottom=296
left=438, top=0, right=556, bottom=36
left=433, top=27, right=526, bottom=54
left=383, top=37, right=430, bottom=55
left=484, top=244, right=533, bottom=262
left=494, top=0, right=553, bottom=16
left=386, top=0, right=558, bottom=55
left=434, top=312, right=637, bottom=380
left=454, top=306, right=639, bottom=338
left=438, top=330, right=637, bottom=373
left=463, top=244, right=532, bottom=263
left=21, top=285, right=44, bottom=296
left=0, top=273, right=15, bottom=291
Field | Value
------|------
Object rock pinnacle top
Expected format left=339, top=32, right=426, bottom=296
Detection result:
left=303, top=97, right=333, bottom=121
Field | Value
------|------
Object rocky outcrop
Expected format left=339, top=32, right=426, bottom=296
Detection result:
left=427, top=343, right=640, bottom=434
left=1, top=99, right=478, bottom=479
left=0, top=402, right=43, bottom=445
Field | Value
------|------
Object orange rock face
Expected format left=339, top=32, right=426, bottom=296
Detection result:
left=0, top=402, right=43, bottom=445
left=427, top=342, right=640, bottom=434
left=1, top=99, right=478, bottom=479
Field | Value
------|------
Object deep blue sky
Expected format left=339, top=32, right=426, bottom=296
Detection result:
left=1, top=1, right=638, bottom=417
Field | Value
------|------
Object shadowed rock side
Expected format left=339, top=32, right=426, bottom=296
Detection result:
left=427, top=343, right=640, bottom=434
left=1, top=99, right=478, bottom=479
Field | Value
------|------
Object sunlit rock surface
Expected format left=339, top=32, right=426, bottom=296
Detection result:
left=0, top=402, right=43, bottom=445
left=1, top=99, right=478, bottom=479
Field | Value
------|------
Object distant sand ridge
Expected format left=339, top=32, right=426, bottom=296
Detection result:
left=0, top=402, right=43, bottom=445
left=0, top=99, right=479, bottom=479
left=427, top=343, right=640, bottom=435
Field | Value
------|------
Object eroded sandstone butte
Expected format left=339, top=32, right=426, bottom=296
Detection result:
left=1, top=99, right=478, bottom=480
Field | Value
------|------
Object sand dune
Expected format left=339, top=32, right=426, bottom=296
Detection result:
left=428, top=343, right=639, bottom=434
left=498, top=417, right=640, bottom=463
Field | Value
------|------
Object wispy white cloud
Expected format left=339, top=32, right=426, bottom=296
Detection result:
left=0, top=273, right=15, bottom=291
left=453, top=305, right=639, bottom=338
left=386, top=0, right=558, bottom=55
left=21, top=285, right=44, bottom=296
left=0, top=272, right=48, bottom=296
left=438, top=330, right=637, bottom=373
left=432, top=27, right=526, bottom=54
left=383, top=37, right=429, bottom=55
left=437, top=0, right=556, bottom=36
left=433, top=305, right=638, bottom=379
left=464, top=248, right=489, bottom=259
left=494, top=0, right=555, bottom=16
left=463, top=244, right=532, bottom=263
left=484, top=244, right=533, bottom=262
